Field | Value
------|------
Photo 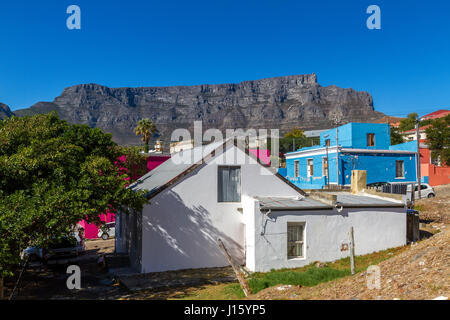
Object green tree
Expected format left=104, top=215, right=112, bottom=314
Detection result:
left=278, top=128, right=316, bottom=154
left=425, top=114, right=450, bottom=166
left=134, top=119, right=157, bottom=153
left=0, top=113, right=148, bottom=277
left=390, top=126, right=404, bottom=145
left=398, top=112, right=419, bottom=132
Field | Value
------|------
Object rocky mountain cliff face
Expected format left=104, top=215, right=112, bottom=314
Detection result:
left=0, top=103, right=13, bottom=120
left=13, top=74, right=384, bottom=145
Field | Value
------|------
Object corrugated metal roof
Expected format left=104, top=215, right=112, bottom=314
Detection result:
left=331, top=192, right=403, bottom=207
left=255, top=196, right=331, bottom=210
left=128, top=140, right=226, bottom=195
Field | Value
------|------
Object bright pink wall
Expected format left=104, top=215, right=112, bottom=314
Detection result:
left=148, top=155, right=171, bottom=171
left=249, top=149, right=271, bottom=165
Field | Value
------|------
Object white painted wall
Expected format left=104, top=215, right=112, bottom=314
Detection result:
left=140, top=146, right=301, bottom=273
left=244, top=198, right=406, bottom=272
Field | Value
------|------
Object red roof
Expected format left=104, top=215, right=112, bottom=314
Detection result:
left=421, top=109, right=450, bottom=120
left=401, top=124, right=432, bottom=134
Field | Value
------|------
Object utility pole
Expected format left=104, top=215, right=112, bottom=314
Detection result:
left=334, top=116, right=341, bottom=188
left=415, top=119, right=422, bottom=199
left=324, top=134, right=330, bottom=189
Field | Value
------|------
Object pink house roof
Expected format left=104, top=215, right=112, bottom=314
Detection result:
left=421, top=109, right=450, bottom=120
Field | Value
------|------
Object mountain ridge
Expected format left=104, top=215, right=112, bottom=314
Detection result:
left=11, top=74, right=385, bottom=145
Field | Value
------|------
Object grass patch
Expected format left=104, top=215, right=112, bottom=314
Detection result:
left=172, top=245, right=407, bottom=300
left=228, top=267, right=350, bottom=298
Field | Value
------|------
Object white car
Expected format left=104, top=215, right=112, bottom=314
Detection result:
left=21, top=234, right=85, bottom=262
left=98, top=222, right=116, bottom=240
left=407, top=183, right=436, bottom=199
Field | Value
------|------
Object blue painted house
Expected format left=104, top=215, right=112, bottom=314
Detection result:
left=281, top=123, right=418, bottom=189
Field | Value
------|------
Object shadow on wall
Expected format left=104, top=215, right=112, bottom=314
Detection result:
left=141, top=190, right=244, bottom=272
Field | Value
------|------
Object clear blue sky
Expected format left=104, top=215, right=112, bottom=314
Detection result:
left=1, top=0, right=449, bottom=117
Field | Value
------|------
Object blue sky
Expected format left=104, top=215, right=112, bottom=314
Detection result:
left=0, top=0, right=449, bottom=117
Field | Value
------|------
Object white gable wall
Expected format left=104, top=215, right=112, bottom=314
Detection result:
left=140, top=146, right=301, bottom=273
left=244, top=199, right=407, bottom=272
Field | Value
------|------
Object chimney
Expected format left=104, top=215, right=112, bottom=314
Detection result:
left=351, top=170, right=367, bottom=194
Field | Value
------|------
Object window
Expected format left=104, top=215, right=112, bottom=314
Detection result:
left=395, top=160, right=404, bottom=178
left=294, top=160, right=299, bottom=177
left=325, top=139, right=330, bottom=147
left=218, top=166, right=241, bottom=202
left=307, top=159, right=313, bottom=177
left=367, top=133, right=375, bottom=146
left=287, top=224, right=305, bottom=258
left=322, top=157, right=328, bottom=177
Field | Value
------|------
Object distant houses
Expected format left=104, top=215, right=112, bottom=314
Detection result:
left=400, top=109, right=450, bottom=186
left=280, top=123, right=418, bottom=189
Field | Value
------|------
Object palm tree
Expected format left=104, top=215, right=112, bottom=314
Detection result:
left=134, top=118, right=157, bottom=153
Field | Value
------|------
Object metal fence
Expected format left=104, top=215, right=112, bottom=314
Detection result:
left=381, top=183, right=408, bottom=195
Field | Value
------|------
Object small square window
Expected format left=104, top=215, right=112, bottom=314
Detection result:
left=367, top=133, right=375, bottom=146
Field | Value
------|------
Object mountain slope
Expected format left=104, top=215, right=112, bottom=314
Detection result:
left=14, top=74, right=384, bottom=145
left=0, top=103, right=13, bottom=119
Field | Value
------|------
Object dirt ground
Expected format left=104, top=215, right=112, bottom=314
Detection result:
left=416, top=184, right=450, bottom=223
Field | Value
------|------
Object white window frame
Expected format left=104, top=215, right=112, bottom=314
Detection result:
left=287, top=223, right=305, bottom=259
left=294, top=160, right=299, bottom=178
left=322, top=157, right=328, bottom=177
left=307, top=159, right=313, bottom=177
left=217, top=166, right=242, bottom=203
left=395, top=160, right=404, bottom=178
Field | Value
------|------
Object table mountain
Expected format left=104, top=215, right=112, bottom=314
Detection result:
left=13, top=74, right=384, bottom=145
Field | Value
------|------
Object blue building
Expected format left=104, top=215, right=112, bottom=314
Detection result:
left=281, top=123, right=418, bottom=189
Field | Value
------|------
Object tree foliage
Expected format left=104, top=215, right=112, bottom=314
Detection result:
left=278, top=128, right=318, bottom=154
left=425, top=114, right=450, bottom=166
left=390, top=126, right=404, bottom=145
left=398, top=113, right=419, bottom=132
left=134, top=119, right=157, bottom=153
left=0, top=113, right=148, bottom=276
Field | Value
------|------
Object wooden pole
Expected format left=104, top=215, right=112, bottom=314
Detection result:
left=349, top=227, right=355, bottom=275
left=415, top=120, right=422, bottom=199
left=217, top=238, right=251, bottom=297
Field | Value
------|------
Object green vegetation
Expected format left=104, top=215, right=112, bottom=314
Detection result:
left=275, top=127, right=319, bottom=155
left=398, top=112, right=419, bottom=132
left=0, top=113, right=148, bottom=277
left=134, top=118, right=157, bottom=153
left=425, top=114, right=450, bottom=166
left=227, top=267, right=349, bottom=298
left=390, top=126, right=404, bottom=145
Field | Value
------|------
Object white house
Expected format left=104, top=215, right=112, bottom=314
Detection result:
left=116, top=139, right=407, bottom=273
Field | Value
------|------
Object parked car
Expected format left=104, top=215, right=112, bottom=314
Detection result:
left=407, top=183, right=436, bottom=199
left=98, top=222, right=115, bottom=240
left=21, top=234, right=85, bottom=262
